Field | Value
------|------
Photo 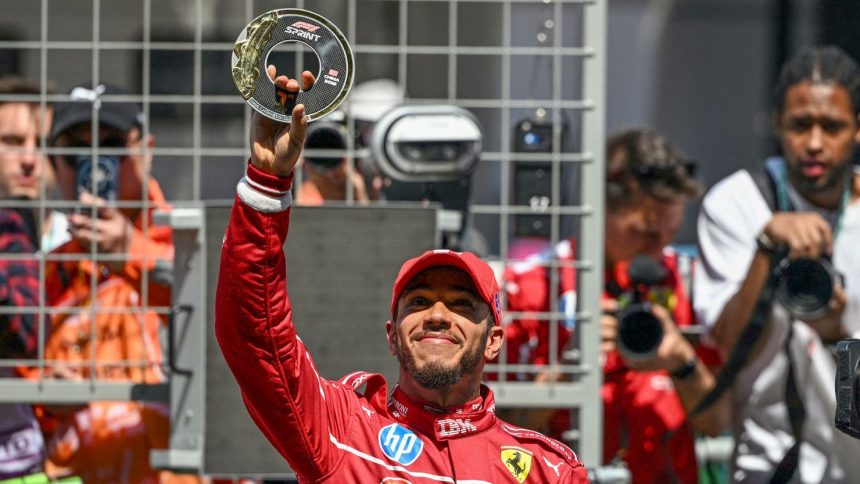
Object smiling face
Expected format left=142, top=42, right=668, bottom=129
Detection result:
left=777, top=80, right=860, bottom=200
left=387, top=266, right=502, bottom=394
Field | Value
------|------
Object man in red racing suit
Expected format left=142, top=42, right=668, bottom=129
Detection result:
left=215, top=69, right=589, bottom=483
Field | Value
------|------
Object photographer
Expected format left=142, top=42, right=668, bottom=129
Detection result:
left=695, top=46, right=860, bottom=482
left=295, top=118, right=369, bottom=205
left=503, top=129, right=728, bottom=483
left=38, top=83, right=196, bottom=483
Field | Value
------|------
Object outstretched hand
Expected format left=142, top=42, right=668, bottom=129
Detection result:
left=250, top=65, right=316, bottom=177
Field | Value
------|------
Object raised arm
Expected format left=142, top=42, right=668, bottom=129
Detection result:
left=215, top=69, right=354, bottom=480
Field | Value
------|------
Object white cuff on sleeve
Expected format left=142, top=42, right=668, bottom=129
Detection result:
left=237, top=176, right=292, bottom=213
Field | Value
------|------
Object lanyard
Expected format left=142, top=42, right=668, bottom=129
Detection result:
left=765, top=156, right=853, bottom=239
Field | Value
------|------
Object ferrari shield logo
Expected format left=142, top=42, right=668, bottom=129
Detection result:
left=501, top=446, right=532, bottom=482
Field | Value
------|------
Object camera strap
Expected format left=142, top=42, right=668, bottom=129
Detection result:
left=771, top=324, right=805, bottom=484
left=688, top=261, right=780, bottom=419
left=690, top=160, right=807, bottom=481
left=686, top=161, right=806, bottom=480
left=689, top=164, right=783, bottom=420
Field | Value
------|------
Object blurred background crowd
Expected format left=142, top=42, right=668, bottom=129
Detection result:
left=2, top=1, right=860, bottom=483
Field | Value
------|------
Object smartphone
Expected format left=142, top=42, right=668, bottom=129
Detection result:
left=75, top=155, right=119, bottom=201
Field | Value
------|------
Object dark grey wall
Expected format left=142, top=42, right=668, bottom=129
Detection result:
left=606, top=0, right=776, bottom=245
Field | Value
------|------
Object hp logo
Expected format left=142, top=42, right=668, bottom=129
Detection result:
left=378, top=423, right=424, bottom=466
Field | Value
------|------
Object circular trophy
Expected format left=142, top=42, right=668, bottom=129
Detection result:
left=231, top=9, right=354, bottom=122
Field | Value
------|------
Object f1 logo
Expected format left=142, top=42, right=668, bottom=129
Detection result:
left=378, top=423, right=423, bottom=466
left=291, top=21, right=320, bottom=32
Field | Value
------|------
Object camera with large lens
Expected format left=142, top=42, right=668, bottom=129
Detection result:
left=304, top=121, right=352, bottom=171
left=836, top=339, right=860, bottom=439
left=615, top=255, right=669, bottom=361
left=371, top=105, right=482, bottom=182
left=774, top=257, right=842, bottom=320
left=370, top=105, right=483, bottom=250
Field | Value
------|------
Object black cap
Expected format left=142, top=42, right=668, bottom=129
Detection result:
left=50, top=83, right=145, bottom=142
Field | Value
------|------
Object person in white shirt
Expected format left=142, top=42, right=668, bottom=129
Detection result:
left=695, top=45, right=860, bottom=483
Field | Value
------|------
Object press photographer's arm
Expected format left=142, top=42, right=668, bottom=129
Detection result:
left=708, top=212, right=846, bottom=357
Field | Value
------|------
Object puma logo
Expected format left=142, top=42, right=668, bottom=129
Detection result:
left=543, top=455, right=563, bottom=477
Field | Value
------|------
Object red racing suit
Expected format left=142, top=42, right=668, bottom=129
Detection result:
left=215, top=162, right=590, bottom=484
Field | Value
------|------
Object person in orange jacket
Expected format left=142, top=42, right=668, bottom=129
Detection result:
left=36, top=82, right=196, bottom=484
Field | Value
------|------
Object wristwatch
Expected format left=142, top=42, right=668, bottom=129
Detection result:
left=670, top=356, right=698, bottom=380
left=756, top=231, right=778, bottom=254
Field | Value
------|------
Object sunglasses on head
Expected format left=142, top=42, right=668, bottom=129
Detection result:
left=610, top=160, right=697, bottom=181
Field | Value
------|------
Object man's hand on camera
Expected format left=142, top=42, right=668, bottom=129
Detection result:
left=806, top=284, right=849, bottom=343
left=622, top=304, right=696, bottom=374
left=600, top=299, right=619, bottom=356
left=763, top=212, right=833, bottom=259
left=250, top=65, right=315, bottom=177
left=69, top=191, right=133, bottom=273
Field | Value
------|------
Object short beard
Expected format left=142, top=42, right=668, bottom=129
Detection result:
left=787, top=159, right=853, bottom=196
left=396, top=328, right=489, bottom=392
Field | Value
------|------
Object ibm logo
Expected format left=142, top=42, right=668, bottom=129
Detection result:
left=437, top=418, right=477, bottom=437
left=378, top=424, right=423, bottom=466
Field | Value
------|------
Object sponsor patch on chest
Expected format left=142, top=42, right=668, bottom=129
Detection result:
left=378, top=423, right=424, bottom=466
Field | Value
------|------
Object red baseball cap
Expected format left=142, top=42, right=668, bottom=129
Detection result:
left=390, top=249, right=502, bottom=326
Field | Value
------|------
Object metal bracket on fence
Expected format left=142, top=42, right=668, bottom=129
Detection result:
left=151, top=206, right=206, bottom=473
left=168, top=304, right=195, bottom=377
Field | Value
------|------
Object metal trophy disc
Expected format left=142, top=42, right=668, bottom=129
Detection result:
left=231, top=9, right=354, bottom=123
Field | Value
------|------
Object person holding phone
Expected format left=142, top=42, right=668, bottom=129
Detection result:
left=38, top=83, right=195, bottom=483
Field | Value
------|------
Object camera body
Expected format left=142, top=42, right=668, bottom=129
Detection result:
left=774, top=257, right=842, bottom=321
left=836, top=339, right=860, bottom=439
left=369, top=105, right=484, bottom=250
left=614, top=255, right=669, bottom=361
left=370, top=105, right=482, bottom=182
left=513, top=117, right=553, bottom=238
left=511, top=113, right=568, bottom=238
left=75, top=154, right=119, bottom=201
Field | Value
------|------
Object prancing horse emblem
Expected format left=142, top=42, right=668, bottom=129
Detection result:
left=500, top=446, right=533, bottom=482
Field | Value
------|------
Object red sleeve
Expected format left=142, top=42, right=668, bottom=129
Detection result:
left=214, top=163, right=354, bottom=480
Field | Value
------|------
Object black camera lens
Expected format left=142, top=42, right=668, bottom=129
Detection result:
left=397, top=142, right=464, bottom=162
left=304, top=123, right=349, bottom=170
left=617, top=303, right=664, bottom=360
left=523, top=132, right=541, bottom=146
left=515, top=123, right=553, bottom=153
left=776, top=258, right=835, bottom=320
